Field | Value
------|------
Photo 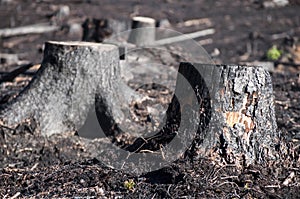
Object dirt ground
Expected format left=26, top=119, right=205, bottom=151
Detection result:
left=0, top=0, right=300, bottom=198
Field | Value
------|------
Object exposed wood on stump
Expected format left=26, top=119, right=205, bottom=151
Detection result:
left=0, top=41, right=136, bottom=136
left=128, top=16, right=156, bottom=46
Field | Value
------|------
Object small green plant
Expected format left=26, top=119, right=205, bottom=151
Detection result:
left=267, top=45, right=282, bottom=61
left=124, top=179, right=135, bottom=191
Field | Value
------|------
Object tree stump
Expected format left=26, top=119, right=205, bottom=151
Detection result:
left=186, top=63, right=280, bottom=165
left=127, top=16, right=156, bottom=46
left=0, top=41, right=135, bottom=136
left=91, top=62, right=280, bottom=170
left=124, top=62, right=280, bottom=165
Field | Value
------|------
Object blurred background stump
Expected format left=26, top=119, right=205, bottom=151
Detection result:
left=128, top=16, right=156, bottom=46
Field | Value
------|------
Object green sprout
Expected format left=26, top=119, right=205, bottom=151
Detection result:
left=267, top=45, right=282, bottom=61
left=124, top=179, right=135, bottom=191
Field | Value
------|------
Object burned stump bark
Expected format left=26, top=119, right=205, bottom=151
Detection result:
left=92, top=62, right=280, bottom=169
left=186, top=63, right=280, bottom=165
left=128, top=62, right=280, bottom=165
left=0, top=41, right=134, bottom=136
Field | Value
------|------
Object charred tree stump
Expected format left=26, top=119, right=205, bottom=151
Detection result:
left=124, top=62, right=280, bottom=165
left=0, top=41, right=135, bottom=136
left=188, top=63, right=280, bottom=165
left=128, top=16, right=156, bottom=46
left=93, top=62, right=280, bottom=168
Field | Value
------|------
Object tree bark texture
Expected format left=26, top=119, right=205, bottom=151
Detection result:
left=191, top=63, right=280, bottom=165
left=94, top=62, right=280, bottom=166
left=0, top=41, right=132, bottom=136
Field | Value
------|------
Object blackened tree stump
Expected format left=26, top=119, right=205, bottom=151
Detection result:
left=0, top=41, right=135, bottom=136
left=138, top=62, right=279, bottom=166
left=98, top=62, right=280, bottom=166
left=188, top=63, right=280, bottom=165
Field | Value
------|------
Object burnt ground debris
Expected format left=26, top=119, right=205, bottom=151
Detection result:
left=0, top=0, right=300, bottom=198
left=0, top=71, right=299, bottom=198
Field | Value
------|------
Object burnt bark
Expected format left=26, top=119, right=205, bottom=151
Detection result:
left=94, top=61, right=281, bottom=168
left=189, top=63, right=280, bottom=165
left=110, top=62, right=280, bottom=165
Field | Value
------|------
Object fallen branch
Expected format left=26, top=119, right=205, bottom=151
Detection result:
left=0, top=71, right=36, bottom=77
left=152, top=28, right=215, bottom=46
left=275, top=61, right=300, bottom=68
left=0, top=63, right=35, bottom=83
left=270, top=27, right=300, bottom=40
left=282, top=172, right=295, bottom=186
left=176, top=18, right=212, bottom=28
left=0, top=23, right=60, bottom=38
